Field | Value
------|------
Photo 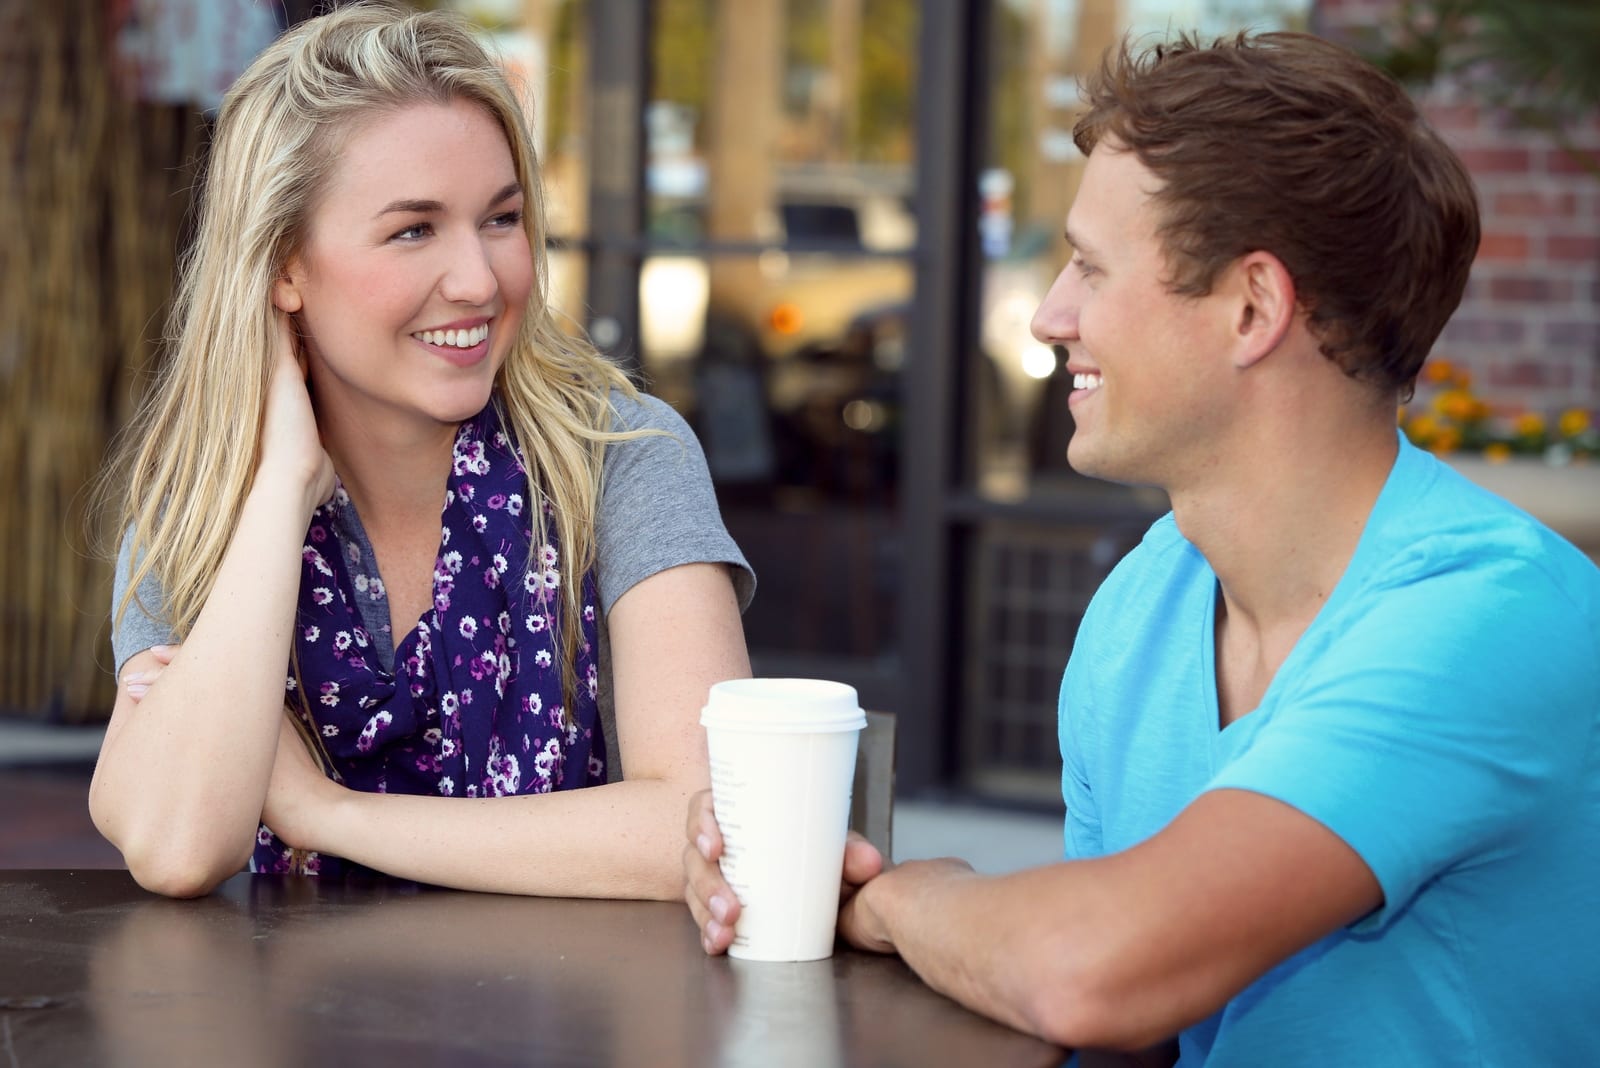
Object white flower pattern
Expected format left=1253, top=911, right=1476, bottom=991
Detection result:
left=259, top=403, right=605, bottom=878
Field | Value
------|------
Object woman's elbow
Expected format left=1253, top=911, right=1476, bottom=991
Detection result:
left=122, top=840, right=248, bottom=898
left=95, top=802, right=248, bottom=898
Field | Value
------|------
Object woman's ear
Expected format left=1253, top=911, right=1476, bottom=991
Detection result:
left=272, top=262, right=304, bottom=314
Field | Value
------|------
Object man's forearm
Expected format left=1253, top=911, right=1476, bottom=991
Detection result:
left=859, top=860, right=1087, bottom=1044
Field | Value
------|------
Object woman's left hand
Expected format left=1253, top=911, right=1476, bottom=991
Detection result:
left=261, top=714, right=338, bottom=851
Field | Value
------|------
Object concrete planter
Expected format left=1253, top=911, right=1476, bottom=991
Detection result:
left=1445, top=455, right=1600, bottom=561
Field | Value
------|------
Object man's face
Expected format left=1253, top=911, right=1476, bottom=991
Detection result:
left=1031, top=145, right=1238, bottom=489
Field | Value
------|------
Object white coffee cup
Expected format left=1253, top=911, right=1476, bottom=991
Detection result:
left=700, top=678, right=866, bottom=962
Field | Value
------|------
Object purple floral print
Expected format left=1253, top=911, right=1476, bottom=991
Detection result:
left=252, top=402, right=603, bottom=876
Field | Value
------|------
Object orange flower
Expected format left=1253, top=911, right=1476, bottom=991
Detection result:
left=1483, top=442, right=1512, bottom=463
left=1422, top=359, right=1456, bottom=384
left=1558, top=409, right=1591, bottom=438
left=1514, top=412, right=1546, bottom=437
left=1452, top=367, right=1473, bottom=390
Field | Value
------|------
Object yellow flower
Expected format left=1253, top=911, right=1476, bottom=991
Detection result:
left=1396, top=405, right=1407, bottom=425
left=1514, top=412, right=1546, bottom=437
left=1558, top=409, right=1591, bottom=438
left=1430, top=426, right=1462, bottom=455
left=1433, top=389, right=1478, bottom=423
left=1407, top=413, right=1440, bottom=443
left=1483, top=442, right=1512, bottom=463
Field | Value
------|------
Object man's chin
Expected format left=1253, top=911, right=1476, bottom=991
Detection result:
left=1066, top=443, right=1149, bottom=490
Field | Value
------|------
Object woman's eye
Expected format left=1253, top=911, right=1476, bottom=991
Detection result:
left=488, top=209, right=524, bottom=229
left=392, top=222, right=432, bottom=241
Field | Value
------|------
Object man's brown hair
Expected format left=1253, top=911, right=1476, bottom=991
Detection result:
left=1074, top=32, right=1480, bottom=397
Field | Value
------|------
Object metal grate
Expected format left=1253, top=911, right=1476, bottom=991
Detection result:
left=961, top=519, right=1147, bottom=801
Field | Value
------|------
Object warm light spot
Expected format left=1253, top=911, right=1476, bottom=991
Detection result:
left=769, top=303, right=804, bottom=335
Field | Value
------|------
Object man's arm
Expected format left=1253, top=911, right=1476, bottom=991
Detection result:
left=841, top=787, right=1381, bottom=1051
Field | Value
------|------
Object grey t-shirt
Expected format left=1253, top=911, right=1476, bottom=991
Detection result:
left=112, top=391, right=754, bottom=775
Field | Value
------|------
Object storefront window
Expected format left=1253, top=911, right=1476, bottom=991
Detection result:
left=645, top=0, right=918, bottom=665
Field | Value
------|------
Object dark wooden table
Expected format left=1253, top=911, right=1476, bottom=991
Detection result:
left=0, top=870, right=1065, bottom=1067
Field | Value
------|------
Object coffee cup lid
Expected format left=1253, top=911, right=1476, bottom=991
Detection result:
left=700, top=678, right=866, bottom=733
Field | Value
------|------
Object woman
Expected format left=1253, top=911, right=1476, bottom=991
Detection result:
left=90, top=3, right=753, bottom=899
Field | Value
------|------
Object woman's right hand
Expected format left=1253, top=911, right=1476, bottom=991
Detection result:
left=258, top=310, right=335, bottom=513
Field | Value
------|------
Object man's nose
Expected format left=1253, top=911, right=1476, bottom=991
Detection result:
left=1030, top=269, right=1080, bottom=346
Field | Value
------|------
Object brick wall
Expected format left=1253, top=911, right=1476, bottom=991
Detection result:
left=1313, top=0, right=1600, bottom=421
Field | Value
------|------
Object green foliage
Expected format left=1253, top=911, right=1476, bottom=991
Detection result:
left=1352, top=0, right=1600, bottom=175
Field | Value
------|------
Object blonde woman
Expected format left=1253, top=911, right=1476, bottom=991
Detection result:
left=91, top=3, right=753, bottom=899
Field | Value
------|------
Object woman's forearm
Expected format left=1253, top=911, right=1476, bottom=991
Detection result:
left=309, top=776, right=700, bottom=899
left=90, top=473, right=315, bottom=896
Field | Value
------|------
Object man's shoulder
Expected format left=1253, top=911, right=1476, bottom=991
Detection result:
left=1076, top=513, right=1212, bottom=656
left=1360, top=451, right=1600, bottom=619
left=1094, top=513, right=1207, bottom=603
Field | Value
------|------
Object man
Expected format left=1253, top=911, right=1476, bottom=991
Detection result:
left=686, top=31, right=1600, bottom=1065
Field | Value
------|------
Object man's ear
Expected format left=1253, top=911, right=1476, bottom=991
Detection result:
left=1228, top=251, right=1295, bottom=370
left=272, top=261, right=304, bottom=314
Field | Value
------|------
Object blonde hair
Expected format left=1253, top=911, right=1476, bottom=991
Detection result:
left=104, top=2, right=639, bottom=720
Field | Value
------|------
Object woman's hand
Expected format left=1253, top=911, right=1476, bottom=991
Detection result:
left=123, top=644, right=178, bottom=703
left=261, top=714, right=339, bottom=852
left=684, top=788, right=886, bottom=955
left=258, top=310, right=334, bottom=514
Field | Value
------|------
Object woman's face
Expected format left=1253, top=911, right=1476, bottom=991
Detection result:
left=275, top=97, right=534, bottom=442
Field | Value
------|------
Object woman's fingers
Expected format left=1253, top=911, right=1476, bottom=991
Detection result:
left=123, top=643, right=181, bottom=702
left=683, top=789, right=740, bottom=954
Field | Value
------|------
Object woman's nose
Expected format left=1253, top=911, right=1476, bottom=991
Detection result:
left=439, top=235, right=498, bottom=306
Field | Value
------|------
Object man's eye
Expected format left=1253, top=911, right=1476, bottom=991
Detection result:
left=1072, top=257, right=1098, bottom=277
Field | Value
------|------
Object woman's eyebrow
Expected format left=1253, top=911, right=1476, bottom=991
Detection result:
left=372, top=182, right=522, bottom=220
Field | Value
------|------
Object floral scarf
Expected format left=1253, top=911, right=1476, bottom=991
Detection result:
left=252, top=402, right=604, bottom=876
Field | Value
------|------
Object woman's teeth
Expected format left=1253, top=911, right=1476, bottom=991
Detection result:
left=1073, top=372, right=1103, bottom=390
left=415, top=324, right=489, bottom=348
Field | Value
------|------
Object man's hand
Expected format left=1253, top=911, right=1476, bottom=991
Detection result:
left=840, top=857, right=975, bottom=955
left=683, top=788, right=887, bottom=955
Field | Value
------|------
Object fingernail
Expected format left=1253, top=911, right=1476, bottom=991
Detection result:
left=706, top=919, right=724, bottom=944
left=151, top=645, right=174, bottom=656
left=124, top=671, right=148, bottom=685
left=709, top=894, right=730, bottom=924
left=696, top=833, right=713, bottom=860
left=127, top=684, right=148, bottom=700
left=702, top=931, right=716, bottom=954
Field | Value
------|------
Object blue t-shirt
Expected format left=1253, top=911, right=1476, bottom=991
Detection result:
left=1060, top=435, right=1600, bottom=1066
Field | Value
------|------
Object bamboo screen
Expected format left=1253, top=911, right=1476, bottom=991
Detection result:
left=0, top=1, right=204, bottom=722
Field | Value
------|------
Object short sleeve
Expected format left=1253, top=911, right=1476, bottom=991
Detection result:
left=1059, top=652, right=1104, bottom=861
left=595, top=392, right=756, bottom=616
left=111, top=527, right=180, bottom=676
left=1206, top=551, right=1599, bottom=932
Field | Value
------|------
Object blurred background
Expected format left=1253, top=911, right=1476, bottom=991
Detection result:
left=3, top=0, right=1597, bottom=873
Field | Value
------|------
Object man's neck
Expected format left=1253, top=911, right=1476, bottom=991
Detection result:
left=1173, top=415, right=1398, bottom=647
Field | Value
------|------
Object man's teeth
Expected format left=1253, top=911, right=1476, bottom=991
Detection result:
left=1073, top=372, right=1103, bottom=390
left=415, top=324, right=489, bottom=348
